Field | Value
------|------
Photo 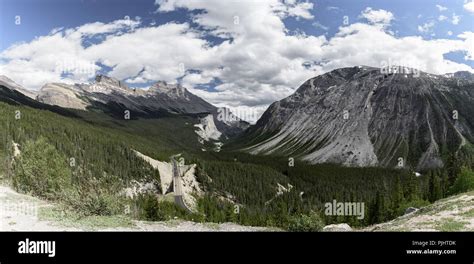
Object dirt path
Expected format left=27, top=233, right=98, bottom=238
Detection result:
left=0, top=185, right=79, bottom=231
left=0, top=185, right=272, bottom=232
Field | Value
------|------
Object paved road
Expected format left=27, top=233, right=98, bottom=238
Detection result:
left=170, top=156, right=192, bottom=213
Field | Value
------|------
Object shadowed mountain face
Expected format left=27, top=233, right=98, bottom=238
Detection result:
left=35, top=75, right=216, bottom=114
left=243, top=66, right=474, bottom=170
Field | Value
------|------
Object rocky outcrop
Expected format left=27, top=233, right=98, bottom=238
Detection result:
left=132, top=150, right=204, bottom=211
left=37, top=83, right=88, bottom=110
left=404, top=207, right=419, bottom=215
left=195, top=114, right=222, bottom=142
left=322, top=223, right=353, bottom=232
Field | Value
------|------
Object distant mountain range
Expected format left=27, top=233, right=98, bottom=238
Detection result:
left=2, top=67, right=474, bottom=170
left=1, top=66, right=473, bottom=230
left=0, top=74, right=249, bottom=139
left=240, top=66, right=474, bottom=170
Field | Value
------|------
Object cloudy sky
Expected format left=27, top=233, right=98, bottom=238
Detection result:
left=1, top=0, right=473, bottom=122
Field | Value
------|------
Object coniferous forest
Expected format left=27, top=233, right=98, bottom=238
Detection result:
left=1, top=93, right=473, bottom=230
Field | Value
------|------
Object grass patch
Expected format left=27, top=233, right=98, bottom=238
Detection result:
left=426, top=203, right=459, bottom=216
left=204, top=222, right=220, bottom=230
left=435, top=218, right=468, bottom=231
left=461, top=208, right=474, bottom=217
left=161, top=219, right=181, bottom=227
left=389, top=227, right=410, bottom=232
left=39, top=206, right=135, bottom=230
left=415, top=221, right=434, bottom=227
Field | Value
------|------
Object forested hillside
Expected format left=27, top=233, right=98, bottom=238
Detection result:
left=189, top=151, right=473, bottom=228
left=1, top=87, right=473, bottom=230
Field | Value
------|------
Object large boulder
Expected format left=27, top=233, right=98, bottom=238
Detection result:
left=322, top=223, right=352, bottom=232
left=404, top=207, right=419, bottom=215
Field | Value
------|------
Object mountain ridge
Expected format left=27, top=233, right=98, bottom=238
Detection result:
left=241, top=66, right=474, bottom=170
left=1, top=74, right=249, bottom=137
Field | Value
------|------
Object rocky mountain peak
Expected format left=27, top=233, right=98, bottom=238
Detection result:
left=448, top=71, right=474, bottom=81
left=94, top=74, right=129, bottom=90
left=1, top=74, right=250, bottom=138
left=244, top=66, right=474, bottom=170
left=149, top=81, right=187, bottom=98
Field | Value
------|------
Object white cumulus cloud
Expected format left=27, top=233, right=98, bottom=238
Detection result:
left=1, top=2, right=473, bottom=123
left=464, top=0, right=474, bottom=13
left=418, top=21, right=436, bottom=33
left=360, top=7, right=394, bottom=26
left=452, top=13, right=461, bottom=25
left=436, top=4, right=447, bottom=11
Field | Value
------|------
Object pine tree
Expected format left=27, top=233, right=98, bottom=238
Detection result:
left=429, top=171, right=442, bottom=202
left=447, top=153, right=461, bottom=185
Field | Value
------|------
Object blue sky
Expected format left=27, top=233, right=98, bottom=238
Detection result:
left=1, top=0, right=176, bottom=49
left=1, top=0, right=472, bottom=47
left=0, top=0, right=473, bottom=121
